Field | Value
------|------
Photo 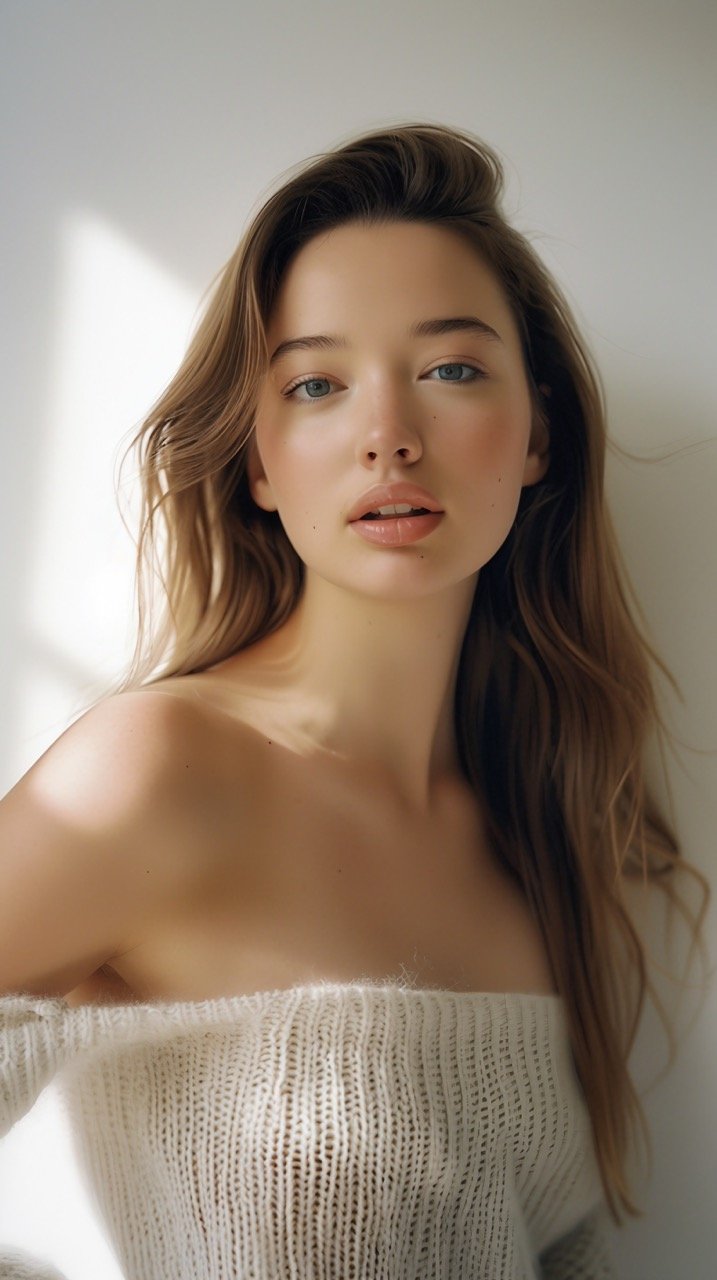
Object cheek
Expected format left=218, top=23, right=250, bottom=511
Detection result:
left=264, top=439, right=327, bottom=515
left=252, top=431, right=331, bottom=547
left=455, top=406, right=531, bottom=495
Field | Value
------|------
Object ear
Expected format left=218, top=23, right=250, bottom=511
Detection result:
left=523, top=383, right=551, bottom=487
left=245, top=431, right=279, bottom=513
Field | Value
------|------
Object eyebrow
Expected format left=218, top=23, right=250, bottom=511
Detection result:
left=268, top=315, right=504, bottom=367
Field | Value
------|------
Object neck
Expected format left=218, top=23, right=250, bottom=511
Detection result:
left=230, top=570, right=479, bottom=814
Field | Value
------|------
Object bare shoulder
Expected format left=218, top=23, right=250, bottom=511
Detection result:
left=90, top=685, right=234, bottom=875
left=106, top=678, right=266, bottom=877
left=39, top=685, right=229, bottom=903
left=0, top=686, right=218, bottom=1000
left=1, top=687, right=197, bottom=833
left=61, top=686, right=208, bottom=814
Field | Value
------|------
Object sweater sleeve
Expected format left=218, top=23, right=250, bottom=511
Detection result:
left=1, top=997, right=75, bottom=1280
left=538, top=1202, right=617, bottom=1279
left=0, top=1244, right=71, bottom=1280
left=0, top=996, right=75, bottom=1140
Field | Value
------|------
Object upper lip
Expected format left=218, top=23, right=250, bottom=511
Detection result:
left=347, top=483, right=444, bottom=522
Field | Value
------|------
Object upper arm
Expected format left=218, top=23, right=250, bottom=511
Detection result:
left=0, top=690, right=194, bottom=999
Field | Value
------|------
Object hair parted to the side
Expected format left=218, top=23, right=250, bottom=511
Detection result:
left=86, top=121, right=710, bottom=1225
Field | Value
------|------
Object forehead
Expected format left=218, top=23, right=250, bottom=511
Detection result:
left=266, top=220, right=518, bottom=343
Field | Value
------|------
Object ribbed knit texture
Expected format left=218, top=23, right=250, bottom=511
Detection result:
left=1, top=981, right=617, bottom=1279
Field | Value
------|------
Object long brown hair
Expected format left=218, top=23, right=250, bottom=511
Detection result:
left=86, top=122, right=711, bottom=1225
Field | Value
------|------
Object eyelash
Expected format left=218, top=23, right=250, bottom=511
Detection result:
left=282, top=361, right=487, bottom=400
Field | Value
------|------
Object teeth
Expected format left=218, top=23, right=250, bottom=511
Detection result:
left=359, top=502, right=433, bottom=520
left=371, top=503, right=422, bottom=517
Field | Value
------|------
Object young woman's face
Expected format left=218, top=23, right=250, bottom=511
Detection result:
left=248, top=220, right=549, bottom=600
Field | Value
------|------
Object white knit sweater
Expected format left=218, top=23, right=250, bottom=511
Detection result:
left=0, top=982, right=617, bottom=1279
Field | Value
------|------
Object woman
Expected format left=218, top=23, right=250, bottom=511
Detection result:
left=0, top=121, right=710, bottom=1279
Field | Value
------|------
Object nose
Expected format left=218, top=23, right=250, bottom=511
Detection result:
left=355, top=404, right=423, bottom=466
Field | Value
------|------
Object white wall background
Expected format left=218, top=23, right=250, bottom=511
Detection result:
left=1, top=1, right=715, bottom=1277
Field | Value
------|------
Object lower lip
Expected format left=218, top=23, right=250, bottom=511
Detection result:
left=349, top=512, right=444, bottom=546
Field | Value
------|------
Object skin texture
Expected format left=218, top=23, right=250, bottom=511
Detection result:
left=240, top=220, right=550, bottom=817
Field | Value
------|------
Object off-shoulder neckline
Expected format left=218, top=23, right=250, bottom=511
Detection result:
left=48, top=980, right=565, bottom=1016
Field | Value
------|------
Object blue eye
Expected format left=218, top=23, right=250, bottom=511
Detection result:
left=284, top=376, right=335, bottom=400
left=429, top=363, right=483, bottom=384
left=282, top=362, right=486, bottom=400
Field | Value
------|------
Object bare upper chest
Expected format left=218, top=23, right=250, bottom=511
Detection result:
left=66, top=680, right=557, bottom=1006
